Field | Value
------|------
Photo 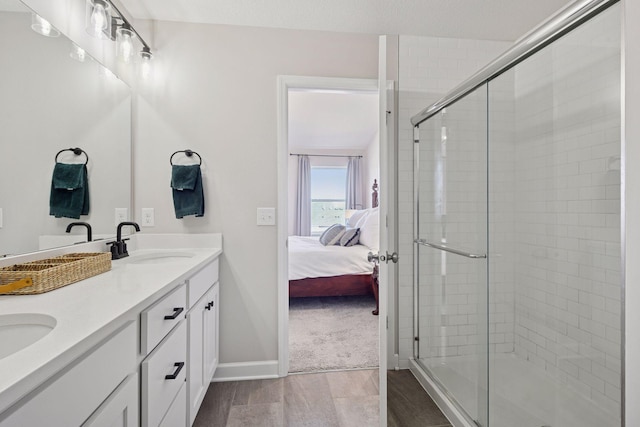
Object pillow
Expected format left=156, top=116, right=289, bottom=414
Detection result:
left=346, top=209, right=369, bottom=228
left=319, top=224, right=346, bottom=246
left=340, top=228, right=360, bottom=247
left=358, top=208, right=379, bottom=251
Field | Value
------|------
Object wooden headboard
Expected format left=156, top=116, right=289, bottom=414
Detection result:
left=372, top=179, right=379, bottom=208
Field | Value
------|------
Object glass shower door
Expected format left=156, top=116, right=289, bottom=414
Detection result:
left=415, top=84, right=489, bottom=426
left=487, top=4, right=622, bottom=426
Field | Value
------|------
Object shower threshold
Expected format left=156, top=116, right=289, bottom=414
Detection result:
left=413, top=353, right=619, bottom=427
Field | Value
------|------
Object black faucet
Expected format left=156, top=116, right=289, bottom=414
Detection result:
left=106, top=221, right=140, bottom=260
left=66, top=222, right=92, bottom=242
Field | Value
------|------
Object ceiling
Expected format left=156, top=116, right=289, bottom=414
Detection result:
left=120, top=0, right=571, bottom=41
left=288, top=90, right=379, bottom=152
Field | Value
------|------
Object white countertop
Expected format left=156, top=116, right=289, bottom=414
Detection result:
left=0, top=233, right=222, bottom=415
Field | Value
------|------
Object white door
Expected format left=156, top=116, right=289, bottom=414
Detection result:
left=376, top=35, right=397, bottom=427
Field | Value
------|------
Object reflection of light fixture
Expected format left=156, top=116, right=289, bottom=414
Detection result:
left=70, top=43, right=86, bottom=62
left=86, top=0, right=111, bottom=39
left=116, top=24, right=135, bottom=63
left=139, top=46, right=153, bottom=79
left=31, top=13, right=60, bottom=37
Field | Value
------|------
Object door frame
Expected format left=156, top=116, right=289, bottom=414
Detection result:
left=276, top=75, right=381, bottom=377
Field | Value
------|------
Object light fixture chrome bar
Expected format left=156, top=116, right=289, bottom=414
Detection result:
left=410, top=0, right=618, bottom=126
left=414, top=239, right=486, bottom=259
left=103, top=0, right=151, bottom=52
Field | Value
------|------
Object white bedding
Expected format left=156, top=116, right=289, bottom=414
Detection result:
left=288, top=236, right=373, bottom=281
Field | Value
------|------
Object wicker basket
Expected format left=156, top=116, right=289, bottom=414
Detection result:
left=0, top=252, right=111, bottom=295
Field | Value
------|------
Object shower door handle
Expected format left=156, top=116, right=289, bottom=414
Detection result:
left=368, top=251, right=399, bottom=264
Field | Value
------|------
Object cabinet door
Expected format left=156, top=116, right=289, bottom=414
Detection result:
left=159, top=382, right=186, bottom=427
left=187, top=290, right=209, bottom=426
left=82, top=373, right=138, bottom=427
left=204, top=283, right=219, bottom=381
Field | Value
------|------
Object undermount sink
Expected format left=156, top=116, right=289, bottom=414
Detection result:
left=0, top=313, right=56, bottom=360
left=128, top=252, right=195, bottom=265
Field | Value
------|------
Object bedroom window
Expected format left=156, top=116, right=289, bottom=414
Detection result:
left=310, top=167, right=347, bottom=235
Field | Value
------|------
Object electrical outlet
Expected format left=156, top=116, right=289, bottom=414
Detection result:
left=141, top=208, right=155, bottom=227
left=115, top=208, right=128, bottom=226
left=257, top=207, right=276, bottom=226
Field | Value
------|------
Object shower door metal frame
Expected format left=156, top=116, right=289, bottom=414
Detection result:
left=410, top=0, right=624, bottom=425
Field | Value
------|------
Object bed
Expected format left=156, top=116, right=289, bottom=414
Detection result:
left=288, top=180, right=379, bottom=311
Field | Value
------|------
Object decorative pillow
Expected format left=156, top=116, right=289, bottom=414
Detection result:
left=358, top=208, right=379, bottom=251
left=346, top=209, right=369, bottom=228
left=340, top=228, right=360, bottom=247
left=319, top=224, right=346, bottom=246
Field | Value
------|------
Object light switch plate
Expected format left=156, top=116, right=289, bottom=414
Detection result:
left=115, top=208, right=128, bottom=226
left=257, top=207, right=276, bottom=226
left=141, top=208, right=155, bottom=227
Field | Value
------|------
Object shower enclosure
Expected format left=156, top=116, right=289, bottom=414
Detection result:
left=411, top=1, right=622, bottom=426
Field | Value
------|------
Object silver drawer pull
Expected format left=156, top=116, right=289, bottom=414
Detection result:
left=414, top=239, right=486, bottom=259
left=165, top=362, right=185, bottom=380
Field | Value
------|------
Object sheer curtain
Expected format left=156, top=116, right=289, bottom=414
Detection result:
left=295, top=155, right=311, bottom=236
left=345, top=157, right=362, bottom=210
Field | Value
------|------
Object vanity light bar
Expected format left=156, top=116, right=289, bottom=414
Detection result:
left=89, top=0, right=152, bottom=57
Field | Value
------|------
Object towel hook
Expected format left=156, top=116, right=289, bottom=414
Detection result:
left=55, top=147, right=89, bottom=165
left=170, top=149, right=202, bottom=166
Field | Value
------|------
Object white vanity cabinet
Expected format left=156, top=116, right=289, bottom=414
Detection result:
left=0, top=321, right=137, bottom=427
left=140, top=284, right=188, bottom=427
left=0, top=245, right=222, bottom=427
left=186, top=259, right=220, bottom=426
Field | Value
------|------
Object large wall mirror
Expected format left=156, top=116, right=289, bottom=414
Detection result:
left=0, top=0, right=131, bottom=257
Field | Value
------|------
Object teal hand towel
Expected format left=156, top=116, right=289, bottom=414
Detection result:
left=171, top=165, right=204, bottom=218
left=49, top=163, right=90, bottom=219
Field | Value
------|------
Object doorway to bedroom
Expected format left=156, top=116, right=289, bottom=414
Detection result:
left=284, top=78, right=380, bottom=374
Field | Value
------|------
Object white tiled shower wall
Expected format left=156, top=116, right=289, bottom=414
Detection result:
left=397, top=36, right=511, bottom=366
left=509, top=8, right=621, bottom=415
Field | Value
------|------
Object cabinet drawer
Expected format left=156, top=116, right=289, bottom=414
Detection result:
left=0, top=321, right=136, bottom=427
left=142, top=320, right=187, bottom=427
left=159, top=382, right=186, bottom=427
left=188, top=259, right=218, bottom=308
left=141, top=284, right=186, bottom=355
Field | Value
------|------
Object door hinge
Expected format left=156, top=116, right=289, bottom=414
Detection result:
left=386, top=316, right=389, bottom=329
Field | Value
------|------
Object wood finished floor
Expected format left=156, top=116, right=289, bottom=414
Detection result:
left=194, top=369, right=450, bottom=427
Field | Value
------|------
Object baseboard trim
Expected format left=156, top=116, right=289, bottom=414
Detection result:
left=212, top=360, right=280, bottom=382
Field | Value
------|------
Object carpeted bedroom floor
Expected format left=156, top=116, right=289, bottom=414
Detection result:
left=288, top=295, right=379, bottom=373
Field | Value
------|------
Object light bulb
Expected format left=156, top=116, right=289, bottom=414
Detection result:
left=86, top=0, right=110, bottom=39
left=139, top=47, right=153, bottom=80
left=116, top=26, right=135, bottom=63
left=91, top=2, right=107, bottom=32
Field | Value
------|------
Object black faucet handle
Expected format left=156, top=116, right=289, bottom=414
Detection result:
left=105, top=241, right=120, bottom=260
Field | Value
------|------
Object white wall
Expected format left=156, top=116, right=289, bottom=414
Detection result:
left=134, top=21, right=378, bottom=366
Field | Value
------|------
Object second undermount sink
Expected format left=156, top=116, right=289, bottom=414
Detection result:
left=128, top=252, right=195, bottom=265
left=0, top=313, right=56, bottom=360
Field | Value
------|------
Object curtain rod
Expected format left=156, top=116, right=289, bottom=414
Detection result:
left=410, top=0, right=617, bottom=126
left=290, top=153, right=363, bottom=159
